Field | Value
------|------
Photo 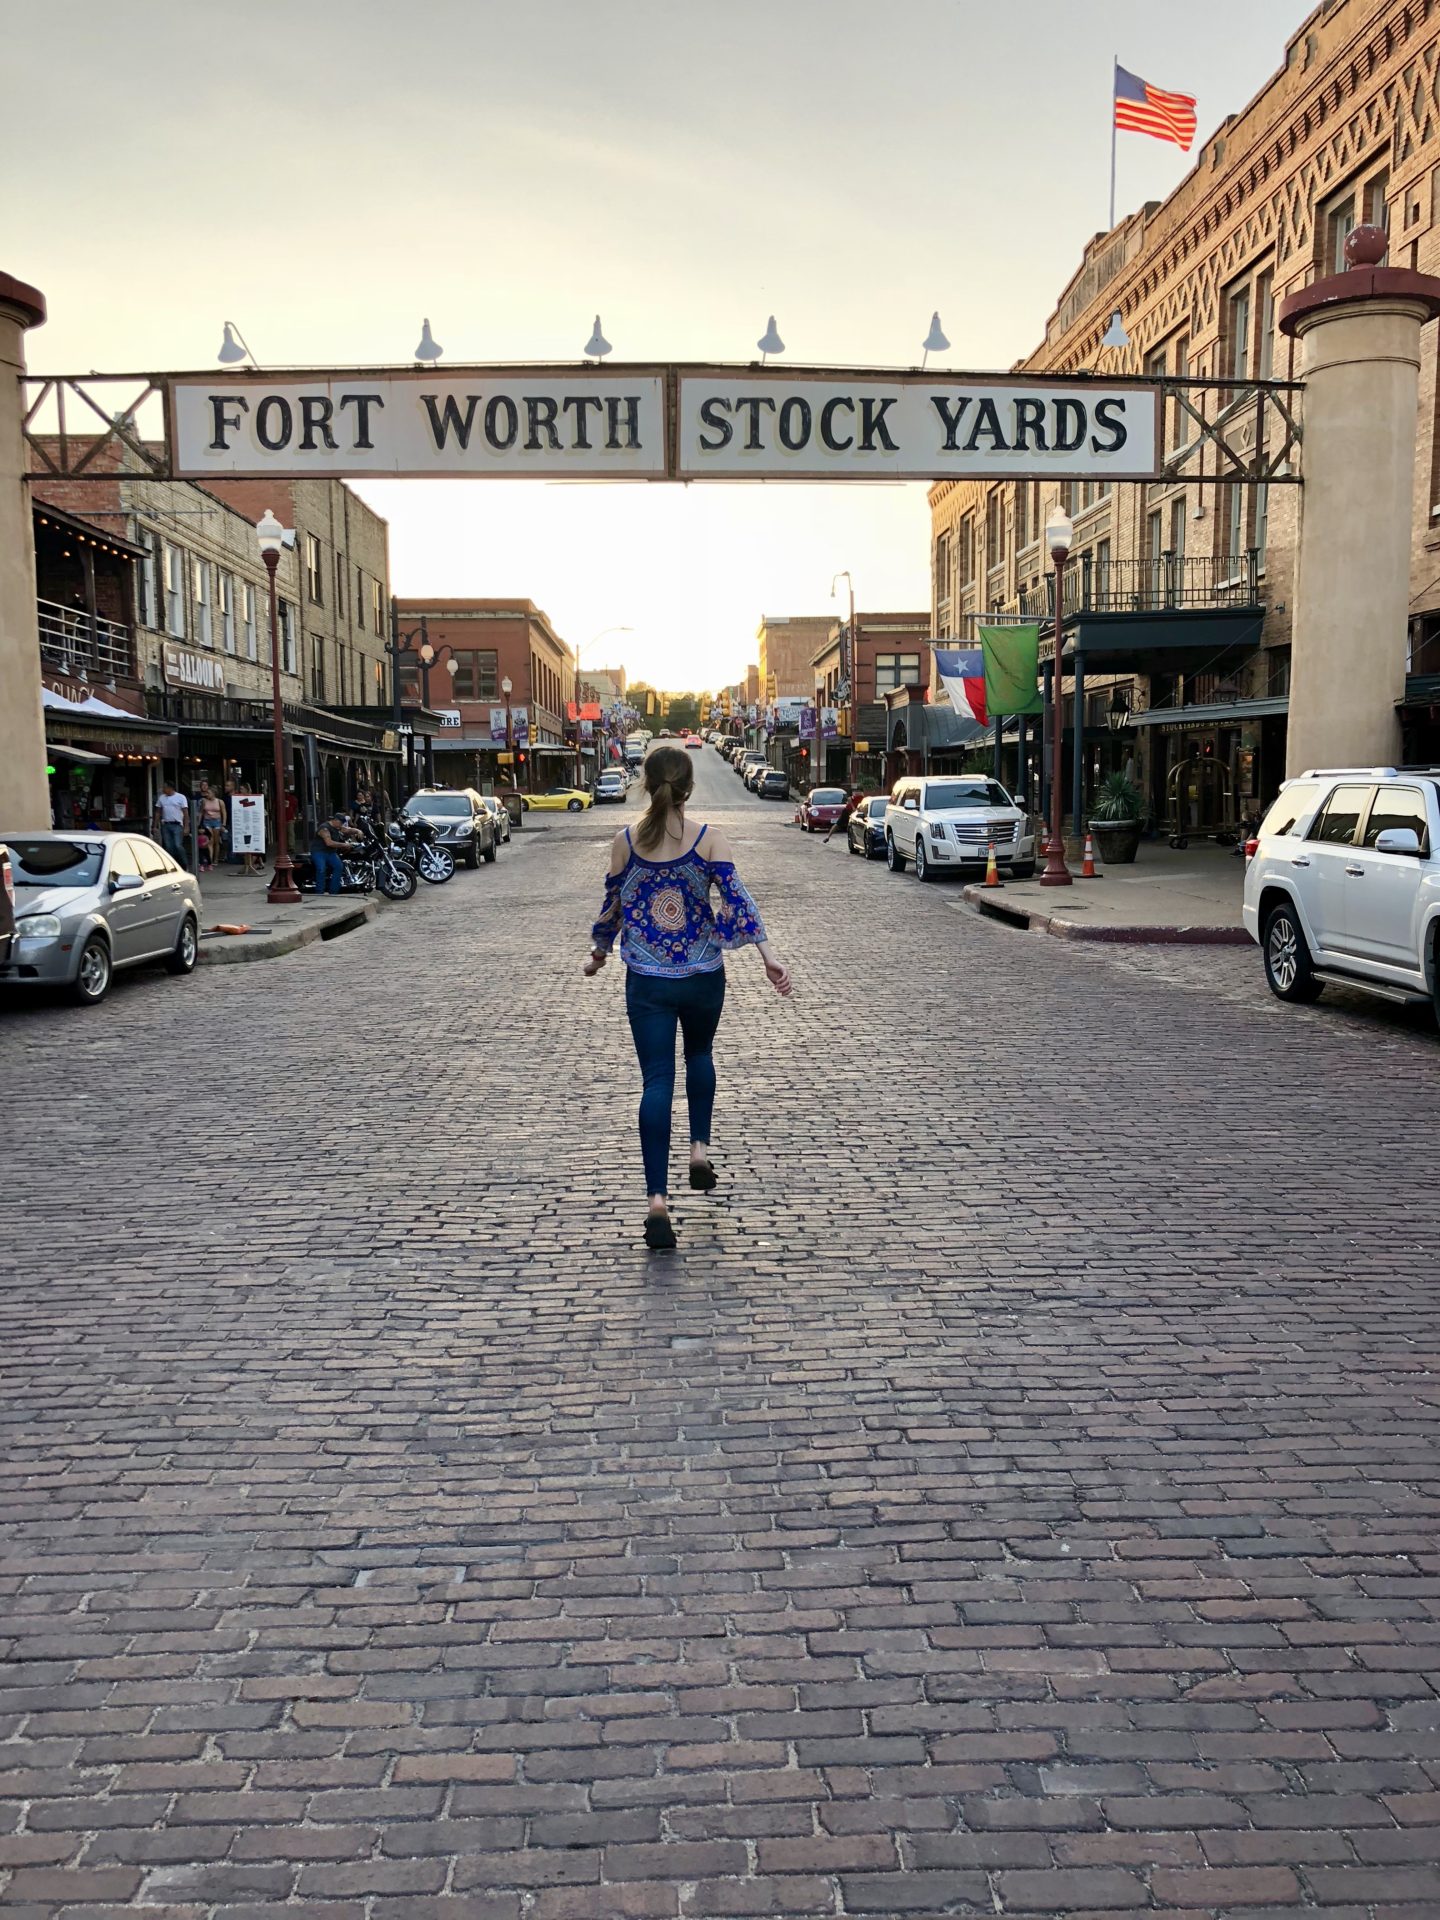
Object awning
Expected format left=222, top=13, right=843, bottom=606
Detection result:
left=48, top=743, right=110, bottom=766
left=42, top=686, right=164, bottom=726
left=1127, top=695, right=1288, bottom=729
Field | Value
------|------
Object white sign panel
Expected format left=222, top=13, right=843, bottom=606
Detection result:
left=171, top=373, right=668, bottom=479
left=230, top=794, right=266, bottom=854
left=676, top=375, right=1159, bottom=481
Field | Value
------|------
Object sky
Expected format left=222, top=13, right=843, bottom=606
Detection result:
left=3, top=0, right=1305, bottom=691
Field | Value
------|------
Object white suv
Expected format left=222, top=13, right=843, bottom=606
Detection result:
left=1243, top=767, right=1440, bottom=1014
left=885, top=776, right=1035, bottom=882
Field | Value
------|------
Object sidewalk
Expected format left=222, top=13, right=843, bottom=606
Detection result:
left=960, top=839, right=1251, bottom=944
left=194, top=865, right=382, bottom=964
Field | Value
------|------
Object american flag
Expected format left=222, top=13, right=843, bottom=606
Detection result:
left=1114, top=64, right=1197, bottom=152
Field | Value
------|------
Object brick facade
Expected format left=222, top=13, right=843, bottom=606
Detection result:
left=757, top=615, right=833, bottom=699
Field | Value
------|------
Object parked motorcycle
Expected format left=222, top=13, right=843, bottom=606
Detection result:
left=393, top=815, right=455, bottom=884
left=295, top=820, right=417, bottom=900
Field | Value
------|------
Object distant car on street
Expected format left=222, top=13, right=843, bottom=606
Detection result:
left=684, top=735, right=703, bottom=749
left=403, top=787, right=498, bottom=867
left=800, top=786, right=847, bottom=833
left=885, top=776, right=1036, bottom=882
left=595, top=769, right=629, bottom=804
left=846, top=794, right=890, bottom=859
left=0, top=830, right=201, bottom=1006
left=756, top=769, right=790, bottom=801
left=522, top=785, right=594, bottom=812
left=1243, top=766, right=1440, bottom=1018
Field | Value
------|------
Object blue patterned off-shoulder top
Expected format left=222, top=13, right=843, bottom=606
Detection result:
left=591, top=826, right=766, bottom=977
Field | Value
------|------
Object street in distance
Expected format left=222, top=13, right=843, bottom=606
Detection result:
left=172, top=368, right=1161, bottom=481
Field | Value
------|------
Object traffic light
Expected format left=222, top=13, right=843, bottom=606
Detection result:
left=516, top=750, right=528, bottom=769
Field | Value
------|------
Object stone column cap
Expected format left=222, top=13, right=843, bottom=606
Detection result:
left=0, top=271, right=45, bottom=329
left=1280, top=265, right=1440, bottom=337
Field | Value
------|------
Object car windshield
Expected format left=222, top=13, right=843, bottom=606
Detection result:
left=925, top=782, right=1013, bottom=811
left=9, top=839, right=106, bottom=888
left=810, top=789, right=844, bottom=805
left=409, top=795, right=469, bottom=815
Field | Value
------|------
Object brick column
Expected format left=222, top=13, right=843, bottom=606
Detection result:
left=0, top=271, right=47, bottom=828
left=1280, top=229, right=1440, bottom=776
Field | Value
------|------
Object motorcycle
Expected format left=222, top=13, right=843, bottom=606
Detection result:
left=295, top=820, right=417, bottom=900
left=394, top=815, right=455, bottom=884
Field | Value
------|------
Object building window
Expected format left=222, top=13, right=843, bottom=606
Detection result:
left=356, top=565, right=365, bottom=628
left=310, top=633, right=326, bottom=702
left=136, top=530, right=160, bottom=629
left=1226, top=282, right=1251, bottom=380
left=1320, top=186, right=1356, bottom=275
left=279, top=600, right=296, bottom=675
left=1169, top=494, right=1187, bottom=562
left=193, top=558, right=213, bottom=646
left=1015, top=483, right=1032, bottom=552
left=1364, top=169, right=1390, bottom=249
left=986, top=493, right=1004, bottom=573
left=959, top=516, right=975, bottom=587
left=1095, top=537, right=1111, bottom=601
left=449, top=649, right=499, bottom=701
left=374, top=660, right=384, bottom=698
left=398, top=663, right=420, bottom=703
left=219, top=571, right=235, bottom=654
left=243, top=582, right=257, bottom=660
left=305, top=533, right=323, bottom=604
left=334, top=552, right=345, bottom=620
left=371, top=580, right=383, bottom=635
left=164, top=544, right=186, bottom=638
left=875, top=653, right=921, bottom=694
left=1226, top=485, right=1246, bottom=567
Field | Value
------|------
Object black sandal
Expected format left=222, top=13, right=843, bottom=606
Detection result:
left=688, top=1160, right=718, bottom=1192
left=644, top=1213, right=677, bottom=1251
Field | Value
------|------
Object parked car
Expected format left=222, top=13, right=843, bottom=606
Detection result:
left=1243, top=766, right=1440, bottom=1015
left=800, top=786, right=847, bottom=833
left=884, top=776, right=1036, bottom=882
left=0, top=844, right=12, bottom=970
left=478, top=794, right=512, bottom=844
left=846, top=794, right=890, bottom=859
left=0, top=831, right=201, bottom=1006
left=737, top=751, right=766, bottom=779
left=403, top=787, right=497, bottom=867
left=522, top=785, right=594, bottom=812
left=757, top=769, right=790, bottom=801
left=595, top=769, right=629, bottom=804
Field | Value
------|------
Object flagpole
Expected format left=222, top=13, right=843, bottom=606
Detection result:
left=1109, top=54, right=1118, bottom=230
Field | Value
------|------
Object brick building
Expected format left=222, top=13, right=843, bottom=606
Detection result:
left=756, top=614, right=832, bottom=700
left=392, top=597, right=575, bottom=790
left=30, top=449, right=401, bottom=838
left=928, top=0, right=1440, bottom=835
left=811, top=611, right=931, bottom=786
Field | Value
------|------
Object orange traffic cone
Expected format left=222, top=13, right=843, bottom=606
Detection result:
left=983, top=836, right=1002, bottom=887
left=1081, top=831, right=1099, bottom=879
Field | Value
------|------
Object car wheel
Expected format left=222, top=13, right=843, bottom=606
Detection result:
left=520, top=797, right=531, bottom=812
left=914, top=838, right=932, bottom=882
left=1262, top=901, right=1322, bottom=1003
left=568, top=798, right=584, bottom=811
left=886, top=834, right=907, bottom=874
left=847, top=833, right=859, bottom=856
left=165, top=914, right=199, bottom=976
left=465, top=839, right=480, bottom=869
left=483, top=838, right=497, bottom=863
left=71, top=934, right=112, bottom=1005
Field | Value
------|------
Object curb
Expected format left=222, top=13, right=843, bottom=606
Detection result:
left=198, top=896, right=382, bottom=965
left=958, top=885, right=1251, bottom=946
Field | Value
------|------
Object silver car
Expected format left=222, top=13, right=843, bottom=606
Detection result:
left=0, top=830, right=201, bottom=1005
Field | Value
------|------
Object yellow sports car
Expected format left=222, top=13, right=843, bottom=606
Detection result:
left=521, top=784, right=594, bottom=812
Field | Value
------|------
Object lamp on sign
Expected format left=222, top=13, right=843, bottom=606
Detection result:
left=414, top=318, right=443, bottom=364
left=756, top=315, right=784, bottom=363
left=921, top=312, right=949, bottom=369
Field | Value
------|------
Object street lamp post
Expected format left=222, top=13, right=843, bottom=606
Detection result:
left=387, top=601, right=433, bottom=797
left=416, top=632, right=459, bottom=785
left=255, top=510, right=300, bottom=904
left=1040, top=504, right=1075, bottom=887
left=831, top=569, right=855, bottom=784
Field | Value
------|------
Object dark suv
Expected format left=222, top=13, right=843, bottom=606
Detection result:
left=402, top=788, right=498, bottom=868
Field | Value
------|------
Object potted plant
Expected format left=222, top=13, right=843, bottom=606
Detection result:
left=1089, top=771, right=1144, bottom=865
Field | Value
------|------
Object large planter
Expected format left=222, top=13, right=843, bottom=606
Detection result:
left=1089, top=817, right=1142, bottom=865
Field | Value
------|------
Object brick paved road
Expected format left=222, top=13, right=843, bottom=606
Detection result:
left=2, top=747, right=1439, bottom=1918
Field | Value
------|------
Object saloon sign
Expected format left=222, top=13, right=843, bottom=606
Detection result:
left=169, top=366, right=1161, bottom=482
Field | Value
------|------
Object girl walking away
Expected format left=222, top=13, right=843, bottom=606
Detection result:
left=584, top=744, right=791, bottom=1250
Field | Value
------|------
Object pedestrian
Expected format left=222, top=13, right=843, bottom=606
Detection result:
left=583, top=742, right=791, bottom=1250
left=309, top=811, right=357, bottom=895
left=196, top=779, right=225, bottom=871
left=824, top=788, right=866, bottom=846
left=152, top=780, right=189, bottom=866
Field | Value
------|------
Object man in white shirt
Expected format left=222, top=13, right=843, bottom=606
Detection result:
left=153, top=781, right=189, bottom=866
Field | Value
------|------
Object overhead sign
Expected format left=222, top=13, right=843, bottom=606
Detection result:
left=162, top=641, right=226, bottom=692
left=676, top=374, right=1158, bottom=480
left=171, top=372, right=667, bottom=479
left=166, top=366, right=1162, bottom=483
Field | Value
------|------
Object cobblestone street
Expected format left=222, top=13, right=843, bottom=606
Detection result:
left=3, top=747, right=1440, bottom=1918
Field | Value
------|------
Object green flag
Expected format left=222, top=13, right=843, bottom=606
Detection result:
left=979, top=623, right=1043, bottom=716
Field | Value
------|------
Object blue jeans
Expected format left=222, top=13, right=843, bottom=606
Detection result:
left=311, top=847, right=344, bottom=893
left=625, top=966, right=726, bottom=1199
left=158, top=820, right=187, bottom=866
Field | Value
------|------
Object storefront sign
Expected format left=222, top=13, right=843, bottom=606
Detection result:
left=166, top=367, right=1160, bottom=482
left=436, top=708, right=462, bottom=728
left=173, top=373, right=667, bottom=480
left=162, top=641, right=226, bottom=692
left=231, top=793, right=266, bottom=854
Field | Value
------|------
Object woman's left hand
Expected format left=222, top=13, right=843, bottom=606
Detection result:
left=583, top=951, right=607, bottom=977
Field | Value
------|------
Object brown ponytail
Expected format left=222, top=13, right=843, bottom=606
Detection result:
left=634, top=744, right=695, bottom=853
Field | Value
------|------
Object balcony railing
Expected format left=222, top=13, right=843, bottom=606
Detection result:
left=38, top=595, right=136, bottom=680
left=1018, top=551, right=1262, bottom=623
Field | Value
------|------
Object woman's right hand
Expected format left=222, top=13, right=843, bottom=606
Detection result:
left=764, top=956, right=792, bottom=997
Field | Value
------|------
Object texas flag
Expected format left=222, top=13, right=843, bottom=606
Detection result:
left=935, top=647, right=988, bottom=726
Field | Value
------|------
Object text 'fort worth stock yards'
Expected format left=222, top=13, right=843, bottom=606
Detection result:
left=173, top=369, right=1161, bottom=482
